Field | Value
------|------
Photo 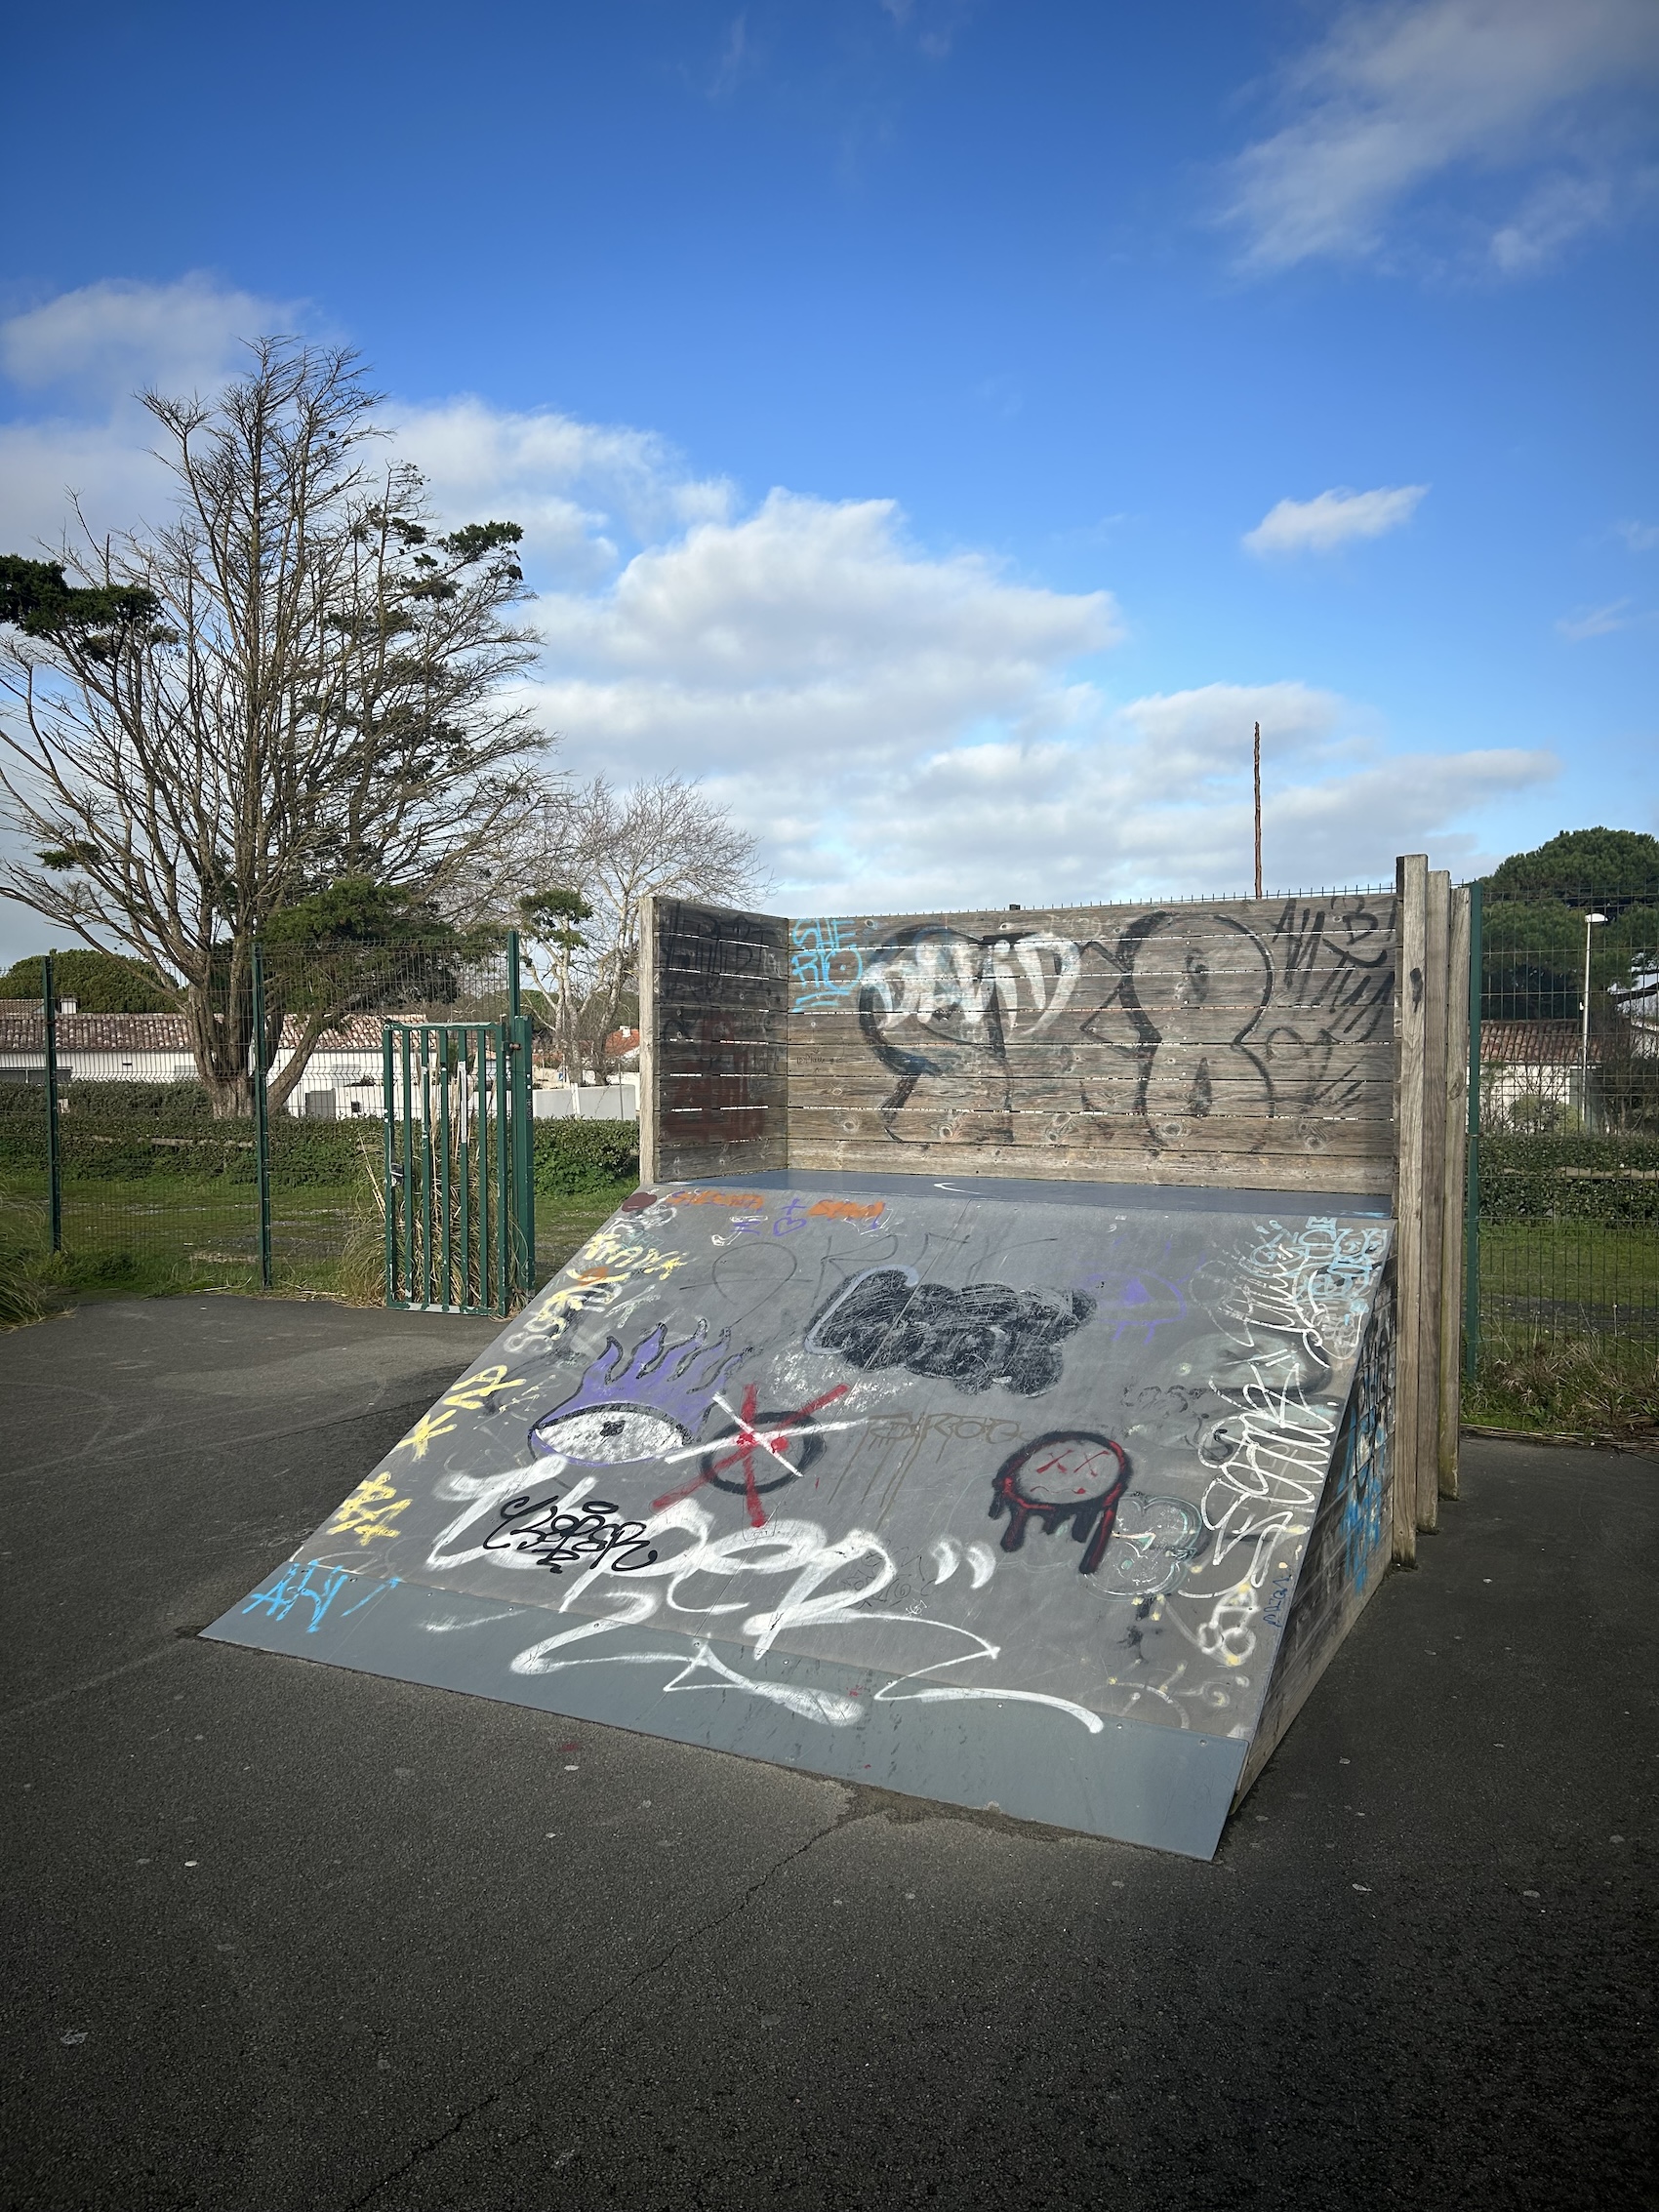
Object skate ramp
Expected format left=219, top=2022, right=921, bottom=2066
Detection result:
left=206, top=1175, right=1396, bottom=1858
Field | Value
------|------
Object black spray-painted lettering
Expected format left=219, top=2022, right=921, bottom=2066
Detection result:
left=807, top=1265, right=1094, bottom=1397
left=485, top=1491, right=659, bottom=1575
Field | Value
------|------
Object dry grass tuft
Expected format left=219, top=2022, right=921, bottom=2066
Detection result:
left=1467, top=1336, right=1659, bottom=1443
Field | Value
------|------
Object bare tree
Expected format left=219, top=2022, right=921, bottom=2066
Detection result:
left=0, top=339, right=548, bottom=1114
left=506, top=775, right=765, bottom=1081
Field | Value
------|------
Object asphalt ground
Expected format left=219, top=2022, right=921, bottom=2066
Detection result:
left=2, top=1296, right=1655, bottom=2212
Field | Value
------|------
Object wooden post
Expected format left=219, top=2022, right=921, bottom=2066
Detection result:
left=1414, top=870, right=1449, bottom=1533
left=1437, top=885, right=1472, bottom=1498
left=1392, top=854, right=1428, bottom=1566
left=637, top=893, right=659, bottom=1189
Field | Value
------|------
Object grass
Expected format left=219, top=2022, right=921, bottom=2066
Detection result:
left=1476, top=1221, right=1659, bottom=1334
left=1464, top=1335, right=1659, bottom=1445
left=0, top=1169, right=637, bottom=1325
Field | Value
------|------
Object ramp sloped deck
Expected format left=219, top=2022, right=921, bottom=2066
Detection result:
left=207, top=1175, right=1396, bottom=1858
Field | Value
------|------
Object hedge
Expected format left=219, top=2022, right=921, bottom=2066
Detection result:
left=0, top=1082, right=637, bottom=1194
left=1478, top=1133, right=1659, bottom=1226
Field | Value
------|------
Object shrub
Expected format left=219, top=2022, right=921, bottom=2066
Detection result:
left=0, top=1085, right=638, bottom=1197
left=1478, top=1133, right=1659, bottom=1226
left=533, top=1118, right=638, bottom=1195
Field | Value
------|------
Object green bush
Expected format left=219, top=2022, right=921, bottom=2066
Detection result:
left=533, top=1117, right=638, bottom=1195
left=0, top=1085, right=638, bottom=1197
left=1479, top=1133, right=1659, bottom=1225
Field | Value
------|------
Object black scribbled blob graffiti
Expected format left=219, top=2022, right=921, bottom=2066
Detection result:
left=806, top=1265, right=1094, bottom=1396
left=990, top=1431, right=1130, bottom=1574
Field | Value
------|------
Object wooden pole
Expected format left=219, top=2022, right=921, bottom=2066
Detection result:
left=1253, top=723, right=1263, bottom=900
left=1392, top=854, right=1428, bottom=1566
left=1415, top=870, right=1450, bottom=1533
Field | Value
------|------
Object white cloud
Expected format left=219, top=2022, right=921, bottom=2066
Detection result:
left=0, top=273, right=301, bottom=403
left=1555, top=598, right=1647, bottom=642
left=1243, top=484, right=1428, bottom=557
left=389, top=397, right=735, bottom=585
left=1616, top=520, right=1659, bottom=553
left=740, top=682, right=1552, bottom=911
left=1223, top=0, right=1659, bottom=273
left=1489, top=171, right=1615, bottom=273
left=0, top=276, right=1558, bottom=926
left=0, top=274, right=300, bottom=552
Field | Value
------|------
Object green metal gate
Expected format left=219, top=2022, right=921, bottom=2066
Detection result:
left=383, top=1017, right=536, bottom=1314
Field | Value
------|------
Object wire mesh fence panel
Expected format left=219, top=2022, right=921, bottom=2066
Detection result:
left=0, top=1044, right=54, bottom=1278
left=0, top=983, right=262, bottom=1296
left=1475, top=881, right=1659, bottom=1362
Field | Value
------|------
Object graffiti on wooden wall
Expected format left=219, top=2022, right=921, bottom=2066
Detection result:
left=789, top=897, right=1396, bottom=1153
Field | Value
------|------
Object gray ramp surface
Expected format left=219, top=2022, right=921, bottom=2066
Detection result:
left=207, top=1178, right=1394, bottom=1856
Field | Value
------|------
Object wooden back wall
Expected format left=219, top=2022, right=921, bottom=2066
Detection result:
left=643, top=888, right=1399, bottom=1195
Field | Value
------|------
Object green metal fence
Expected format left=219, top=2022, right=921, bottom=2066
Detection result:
left=1466, top=878, right=1659, bottom=1370
left=384, top=1016, right=535, bottom=1314
left=0, top=932, right=634, bottom=1312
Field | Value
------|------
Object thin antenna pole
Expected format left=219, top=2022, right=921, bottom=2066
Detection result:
left=1253, top=722, right=1263, bottom=898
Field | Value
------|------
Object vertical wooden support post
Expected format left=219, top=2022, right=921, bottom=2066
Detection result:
left=1392, top=854, right=1428, bottom=1565
left=637, top=893, right=659, bottom=1189
left=1437, top=887, right=1472, bottom=1498
left=1415, top=870, right=1450, bottom=1533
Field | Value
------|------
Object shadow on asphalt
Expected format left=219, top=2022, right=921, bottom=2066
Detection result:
left=2, top=1297, right=1654, bottom=2211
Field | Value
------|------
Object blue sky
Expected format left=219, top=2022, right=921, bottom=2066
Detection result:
left=2, top=0, right=1656, bottom=958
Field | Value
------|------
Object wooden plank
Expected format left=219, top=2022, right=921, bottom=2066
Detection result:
left=787, top=1067, right=1399, bottom=1115
left=1415, top=871, right=1450, bottom=1533
left=659, top=978, right=796, bottom=1013
left=787, top=1027, right=1401, bottom=1067
left=784, top=1134, right=1393, bottom=1194
left=1438, top=886, right=1472, bottom=1500
left=785, top=1104, right=1395, bottom=1158
left=790, top=999, right=1398, bottom=1036
left=1392, top=855, right=1428, bottom=1566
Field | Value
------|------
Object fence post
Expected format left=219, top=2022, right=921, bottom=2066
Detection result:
left=507, top=928, right=522, bottom=1022
left=1415, top=869, right=1451, bottom=1534
left=1437, top=886, right=1472, bottom=1499
left=1392, top=854, right=1428, bottom=1567
left=43, top=950, right=61, bottom=1254
left=251, top=941, right=273, bottom=1292
left=382, top=1025, right=397, bottom=1307
left=1463, top=881, right=1482, bottom=1382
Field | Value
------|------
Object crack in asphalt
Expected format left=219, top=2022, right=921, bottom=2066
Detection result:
left=0, top=1390, right=449, bottom=1726
left=1, top=1384, right=463, bottom=1485
left=344, top=1798, right=861, bottom=2209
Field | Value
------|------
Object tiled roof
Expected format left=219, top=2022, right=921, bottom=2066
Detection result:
left=0, top=1010, right=193, bottom=1051
left=0, top=1010, right=385, bottom=1054
left=274, top=1015, right=384, bottom=1052
left=1480, top=1019, right=1608, bottom=1066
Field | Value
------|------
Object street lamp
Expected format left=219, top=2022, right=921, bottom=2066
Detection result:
left=1581, top=911, right=1608, bottom=1130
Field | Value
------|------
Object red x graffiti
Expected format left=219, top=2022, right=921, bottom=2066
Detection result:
left=653, top=1382, right=849, bottom=1527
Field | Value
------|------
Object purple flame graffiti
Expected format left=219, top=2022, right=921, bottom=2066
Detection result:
left=528, top=1322, right=746, bottom=1462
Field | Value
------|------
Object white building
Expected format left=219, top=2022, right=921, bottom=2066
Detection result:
left=0, top=1003, right=636, bottom=1119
